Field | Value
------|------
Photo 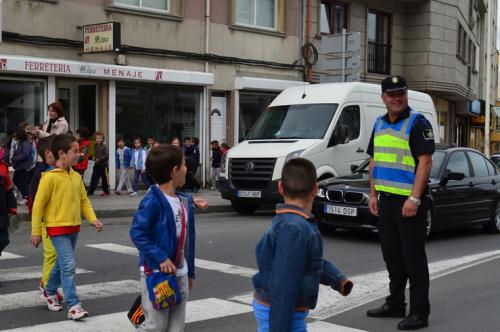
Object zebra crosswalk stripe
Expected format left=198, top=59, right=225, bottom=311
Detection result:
left=0, top=266, right=92, bottom=283
left=0, top=252, right=24, bottom=260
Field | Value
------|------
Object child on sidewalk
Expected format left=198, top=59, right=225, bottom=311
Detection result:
left=74, top=127, right=90, bottom=178
left=130, top=137, right=150, bottom=197
left=115, top=138, right=133, bottom=195
left=28, top=136, right=64, bottom=301
left=130, top=144, right=197, bottom=332
left=30, top=134, right=103, bottom=321
left=88, top=131, right=110, bottom=197
left=252, top=158, right=353, bottom=332
left=0, top=158, right=17, bottom=257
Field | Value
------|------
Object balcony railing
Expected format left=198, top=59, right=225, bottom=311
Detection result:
left=368, top=42, right=391, bottom=75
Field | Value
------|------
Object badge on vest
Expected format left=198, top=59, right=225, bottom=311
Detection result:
left=423, top=129, right=434, bottom=140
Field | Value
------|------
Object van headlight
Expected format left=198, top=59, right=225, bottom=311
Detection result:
left=285, top=149, right=305, bottom=163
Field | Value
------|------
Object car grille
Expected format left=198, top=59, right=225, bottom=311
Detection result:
left=344, top=191, right=365, bottom=204
left=229, top=158, right=276, bottom=190
left=326, top=190, right=343, bottom=202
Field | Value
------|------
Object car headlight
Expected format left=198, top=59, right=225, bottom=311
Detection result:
left=316, top=188, right=326, bottom=198
left=285, top=149, right=305, bottom=163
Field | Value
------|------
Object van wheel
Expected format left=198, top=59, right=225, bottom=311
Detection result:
left=484, top=201, right=500, bottom=234
left=231, top=201, right=258, bottom=215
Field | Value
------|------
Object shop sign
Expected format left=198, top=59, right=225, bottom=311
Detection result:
left=0, top=55, right=214, bottom=85
left=83, top=22, right=121, bottom=54
left=471, top=115, right=485, bottom=126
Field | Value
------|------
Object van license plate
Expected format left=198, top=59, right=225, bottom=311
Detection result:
left=237, top=191, right=261, bottom=198
left=325, top=205, right=357, bottom=217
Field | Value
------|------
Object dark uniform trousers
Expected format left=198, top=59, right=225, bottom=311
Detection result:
left=88, top=164, right=110, bottom=195
left=378, top=193, right=430, bottom=317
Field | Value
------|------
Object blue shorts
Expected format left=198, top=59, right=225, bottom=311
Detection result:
left=253, top=300, right=308, bottom=332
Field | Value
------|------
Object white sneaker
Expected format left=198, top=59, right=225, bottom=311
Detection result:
left=67, top=304, right=88, bottom=320
left=129, top=192, right=137, bottom=197
left=42, top=291, right=62, bottom=312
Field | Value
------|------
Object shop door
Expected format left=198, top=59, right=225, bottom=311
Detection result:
left=57, top=82, right=97, bottom=135
left=211, top=96, right=226, bottom=143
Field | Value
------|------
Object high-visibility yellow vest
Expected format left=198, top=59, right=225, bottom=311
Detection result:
left=372, top=111, right=419, bottom=196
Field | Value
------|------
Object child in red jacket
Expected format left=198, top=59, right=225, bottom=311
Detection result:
left=74, top=127, right=90, bottom=178
left=0, top=160, right=17, bottom=256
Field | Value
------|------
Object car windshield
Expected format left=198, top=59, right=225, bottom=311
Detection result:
left=356, top=151, right=446, bottom=178
left=245, top=104, right=338, bottom=140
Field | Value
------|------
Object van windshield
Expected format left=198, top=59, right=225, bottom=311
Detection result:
left=245, top=104, right=338, bottom=140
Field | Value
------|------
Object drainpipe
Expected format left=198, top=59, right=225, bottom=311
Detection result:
left=203, top=0, right=211, bottom=187
left=306, top=0, right=312, bottom=81
left=484, top=0, right=492, bottom=157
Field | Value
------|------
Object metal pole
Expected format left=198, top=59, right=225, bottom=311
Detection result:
left=108, top=81, right=116, bottom=190
left=484, top=0, right=492, bottom=157
left=342, top=28, right=346, bottom=82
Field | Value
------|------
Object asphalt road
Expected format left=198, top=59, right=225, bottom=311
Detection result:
left=0, top=212, right=499, bottom=331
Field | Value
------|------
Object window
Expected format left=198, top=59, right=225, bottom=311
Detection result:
left=334, top=105, right=360, bottom=141
left=446, top=151, right=470, bottom=177
left=457, top=24, right=467, bottom=62
left=116, top=83, right=201, bottom=144
left=320, top=1, right=348, bottom=35
left=367, top=10, right=391, bottom=75
left=235, top=0, right=276, bottom=30
left=430, top=151, right=446, bottom=179
left=114, top=0, right=169, bottom=13
left=468, top=151, right=492, bottom=177
left=0, top=79, right=45, bottom=139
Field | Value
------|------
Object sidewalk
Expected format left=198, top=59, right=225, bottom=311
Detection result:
left=15, top=189, right=232, bottom=222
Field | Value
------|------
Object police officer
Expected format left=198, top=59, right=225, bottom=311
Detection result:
left=366, top=76, right=434, bottom=330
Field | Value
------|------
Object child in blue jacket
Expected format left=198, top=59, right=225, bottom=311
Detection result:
left=252, top=158, right=353, bottom=332
left=130, top=144, right=198, bottom=332
left=115, top=138, right=133, bottom=195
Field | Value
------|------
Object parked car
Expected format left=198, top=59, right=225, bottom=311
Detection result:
left=313, top=144, right=500, bottom=236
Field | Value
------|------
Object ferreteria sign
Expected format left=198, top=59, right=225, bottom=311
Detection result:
left=0, top=55, right=214, bottom=86
left=83, top=22, right=121, bottom=54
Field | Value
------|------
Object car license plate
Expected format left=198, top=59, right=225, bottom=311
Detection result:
left=237, top=190, right=261, bottom=198
left=324, top=205, right=357, bottom=217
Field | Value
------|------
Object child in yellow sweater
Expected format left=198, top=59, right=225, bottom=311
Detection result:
left=30, top=134, right=103, bottom=321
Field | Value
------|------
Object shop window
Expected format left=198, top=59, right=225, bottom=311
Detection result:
left=239, top=92, right=277, bottom=142
left=320, top=1, right=348, bottom=35
left=367, top=10, right=391, bottom=75
left=232, top=0, right=286, bottom=33
left=114, top=0, right=169, bottom=13
left=116, top=83, right=201, bottom=144
left=0, top=79, right=45, bottom=139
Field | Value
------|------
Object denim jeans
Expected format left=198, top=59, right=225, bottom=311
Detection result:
left=46, top=232, right=80, bottom=308
left=253, top=300, right=308, bottom=332
left=133, top=169, right=150, bottom=192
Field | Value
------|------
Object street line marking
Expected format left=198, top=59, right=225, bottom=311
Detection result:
left=86, top=243, right=257, bottom=278
left=308, top=321, right=368, bottom=332
left=0, top=280, right=140, bottom=311
left=0, top=252, right=24, bottom=260
left=0, top=298, right=253, bottom=331
left=0, top=266, right=92, bottom=282
left=232, top=249, right=500, bottom=321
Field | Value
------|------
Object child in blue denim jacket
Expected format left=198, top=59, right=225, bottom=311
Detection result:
left=130, top=144, right=205, bottom=332
left=252, top=158, right=353, bottom=332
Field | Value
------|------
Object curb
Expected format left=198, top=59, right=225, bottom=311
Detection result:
left=14, top=204, right=235, bottom=224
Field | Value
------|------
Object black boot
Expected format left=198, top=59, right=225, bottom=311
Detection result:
left=367, top=304, right=406, bottom=318
left=397, top=314, right=429, bottom=330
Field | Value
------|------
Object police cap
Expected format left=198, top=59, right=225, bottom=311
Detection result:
left=381, top=76, right=407, bottom=93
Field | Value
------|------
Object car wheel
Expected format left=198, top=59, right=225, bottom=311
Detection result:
left=231, top=201, right=258, bottom=215
left=425, top=209, right=432, bottom=239
left=484, top=201, right=500, bottom=234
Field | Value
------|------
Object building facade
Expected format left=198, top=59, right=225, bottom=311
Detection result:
left=0, top=0, right=305, bottom=186
left=309, top=0, right=497, bottom=151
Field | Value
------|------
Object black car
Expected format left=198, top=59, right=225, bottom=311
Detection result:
left=313, top=144, right=500, bottom=235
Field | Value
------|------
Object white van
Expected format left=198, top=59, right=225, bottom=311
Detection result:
left=217, top=82, right=440, bottom=214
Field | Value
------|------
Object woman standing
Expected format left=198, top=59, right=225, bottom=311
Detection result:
left=40, top=102, right=69, bottom=138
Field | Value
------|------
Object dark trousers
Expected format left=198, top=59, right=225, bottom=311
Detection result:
left=378, top=194, right=430, bottom=317
left=133, top=169, right=150, bottom=192
left=13, top=169, right=30, bottom=198
left=88, top=164, right=109, bottom=194
left=0, top=229, right=9, bottom=254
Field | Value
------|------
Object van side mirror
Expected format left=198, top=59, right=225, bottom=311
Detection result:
left=330, top=125, right=349, bottom=147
